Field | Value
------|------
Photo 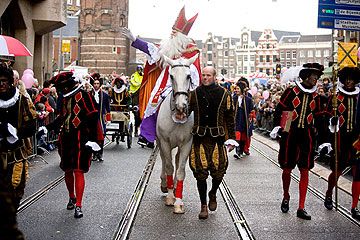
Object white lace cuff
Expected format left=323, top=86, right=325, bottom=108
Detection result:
left=146, top=42, right=160, bottom=65
left=224, top=139, right=239, bottom=147
left=270, top=126, right=281, bottom=139
left=328, top=117, right=339, bottom=133
left=85, top=141, right=101, bottom=151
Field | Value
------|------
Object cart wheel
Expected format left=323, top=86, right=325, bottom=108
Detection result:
left=127, top=123, right=133, bottom=149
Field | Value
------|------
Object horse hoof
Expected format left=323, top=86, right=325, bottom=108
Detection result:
left=165, top=196, right=175, bottom=206
left=173, top=204, right=185, bottom=214
left=161, top=186, right=168, bottom=193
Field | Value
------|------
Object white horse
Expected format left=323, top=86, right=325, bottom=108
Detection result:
left=156, top=54, right=198, bottom=214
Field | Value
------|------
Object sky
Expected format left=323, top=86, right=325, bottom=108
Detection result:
left=128, top=0, right=332, bottom=40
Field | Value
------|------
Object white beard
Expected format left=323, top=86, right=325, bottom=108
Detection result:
left=158, top=32, right=193, bottom=69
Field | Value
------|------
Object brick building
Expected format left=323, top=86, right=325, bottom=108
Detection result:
left=79, top=0, right=130, bottom=75
left=0, top=0, right=66, bottom=83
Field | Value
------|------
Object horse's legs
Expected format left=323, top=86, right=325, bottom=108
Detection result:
left=173, top=140, right=192, bottom=214
left=158, top=141, right=168, bottom=193
left=159, top=141, right=175, bottom=206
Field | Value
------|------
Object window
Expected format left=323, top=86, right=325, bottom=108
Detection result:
left=292, top=61, right=297, bottom=67
left=266, top=55, right=270, bottom=62
left=243, top=44, right=248, bottom=49
left=207, top=44, right=212, bottom=51
left=260, top=55, right=264, bottom=62
left=251, top=66, right=255, bottom=72
left=286, top=51, right=291, bottom=59
left=224, top=51, right=228, bottom=57
left=207, top=54, right=212, bottom=61
left=85, top=14, right=92, bottom=25
left=259, top=68, right=263, bottom=72
left=119, top=14, right=126, bottom=27
left=67, top=0, right=73, bottom=4
left=316, top=50, right=321, bottom=57
left=286, top=61, right=291, bottom=68
left=224, top=43, right=228, bottom=48
left=213, top=53, right=216, bottom=57
left=280, top=51, right=284, bottom=59
left=244, top=55, right=248, bottom=61
left=324, top=49, right=330, bottom=57
left=299, top=50, right=305, bottom=57
left=112, top=46, right=121, bottom=54
left=244, top=66, right=248, bottom=73
left=250, top=55, right=255, bottom=61
left=266, top=69, right=270, bottom=76
left=101, top=14, right=111, bottom=26
left=267, top=44, right=270, bottom=49
left=76, top=0, right=80, bottom=6
left=308, top=50, right=313, bottom=57
left=292, top=51, right=297, bottom=59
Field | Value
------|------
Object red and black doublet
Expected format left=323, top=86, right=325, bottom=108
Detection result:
left=274, top=84, right=321, bottom=170
left=325, top=90, right=359, bottom=180
left=57, top=89, right=103, bottom=173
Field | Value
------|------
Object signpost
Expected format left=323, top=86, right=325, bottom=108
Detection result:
left=318, top=0, right=360, bottom=31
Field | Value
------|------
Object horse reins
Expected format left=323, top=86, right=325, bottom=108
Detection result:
left=170, top=64, right=191, bottom=113
left=171, top=64, right=191, bottom=98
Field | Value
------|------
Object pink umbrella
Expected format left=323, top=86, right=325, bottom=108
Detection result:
left=0, top=35, right=32, bottom=56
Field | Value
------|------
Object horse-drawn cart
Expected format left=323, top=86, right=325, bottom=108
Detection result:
left=105, top=110, right=133, bottom=148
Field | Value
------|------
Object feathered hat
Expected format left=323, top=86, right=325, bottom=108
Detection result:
left=172, top=6, right=198, bottom=36
left=338, top=67, right=360, bottom=84
left=299, top=63, right=324, bottom=81
left=50, top=72, right=77, bottom=91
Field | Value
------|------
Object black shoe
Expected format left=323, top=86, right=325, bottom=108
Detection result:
left=234, top=153, right=240, bottom=159
left=244, top=151, right=250, bottom=155
left=281, top=198, right=289, bottom=213
left=98, top=157, right=104, bottom=161
left=67, top=198, right=76, bottom=210
left=146, top=142, right=155, bottom=149
left=351, top=208, right=360, bottom=220
left=137, top=136, right=147, bottom=147
left=74, top=206, right=83, bottom=218
left=297, top=209, right=311, bottom=220
left=324, top=197, right=333, bottom=210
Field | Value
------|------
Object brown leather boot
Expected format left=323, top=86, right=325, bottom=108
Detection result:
left=208, top=192, right=217, bottom=211
left=198, top=204, right=208, bottom=219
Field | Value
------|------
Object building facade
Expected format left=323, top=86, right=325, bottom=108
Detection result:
left=79, top=0, right=130, bottom=75
left=255, top=29, right=279, bottom=77
left=0, top=0, right=66, bottom=83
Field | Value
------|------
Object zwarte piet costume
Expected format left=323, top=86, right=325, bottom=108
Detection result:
left=49, top=72, right=103, bottom=218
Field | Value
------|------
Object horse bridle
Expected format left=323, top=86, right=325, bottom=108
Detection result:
left=171, top=64, right=191, bottom=98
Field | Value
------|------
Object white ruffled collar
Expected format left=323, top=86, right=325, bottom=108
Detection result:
left=337, top=83, right=360, bottom=96
left=295, top=80, right=317, bottom=94
left=113, top=85, right=126, bottom=94
left=0, top=88, right=20, bottom=108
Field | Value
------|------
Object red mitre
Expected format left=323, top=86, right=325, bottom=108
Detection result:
left=172, top=6, right=198, bottom=35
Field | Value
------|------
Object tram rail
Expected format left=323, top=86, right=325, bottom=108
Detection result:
left=220, top=180, right=256, bottom=240
left=18, top=138, right=113, bottom=214
left=251, top=137, right=360, bottom=228
left=112, top=146, right=159, bottom=240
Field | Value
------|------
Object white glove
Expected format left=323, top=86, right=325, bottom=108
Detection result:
left=121, top=28, right=136, bottom=42
left=85, top=141, right=101, bottom=151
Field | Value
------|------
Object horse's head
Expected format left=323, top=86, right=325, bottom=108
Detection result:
left=164, top=54, right=198, bottom=123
